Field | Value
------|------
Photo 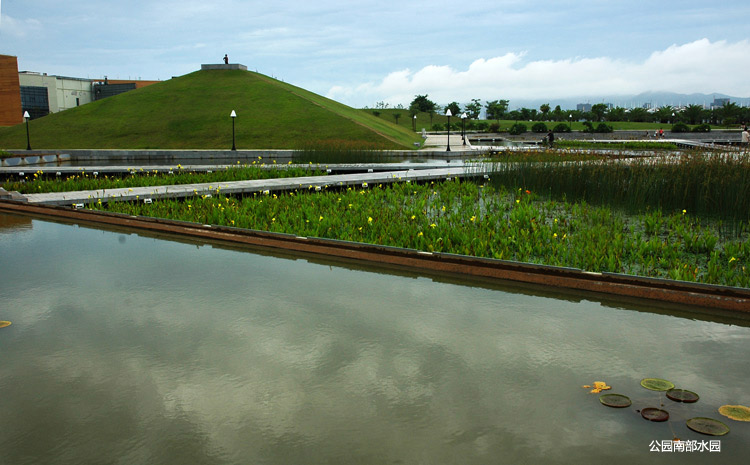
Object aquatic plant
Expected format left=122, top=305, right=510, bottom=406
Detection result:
left=91, top=178, right=750, bottom=287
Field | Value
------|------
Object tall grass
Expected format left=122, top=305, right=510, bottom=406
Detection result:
left=484, top=152, right=750, bottom=230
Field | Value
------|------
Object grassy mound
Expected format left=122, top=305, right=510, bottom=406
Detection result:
left=0, top=70, right=420, bottom=150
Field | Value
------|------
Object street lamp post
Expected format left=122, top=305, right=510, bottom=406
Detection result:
left=461, top=112, right=467, bottom=145
left=445, top=109, right=452, bottom=152
left=412, top=114, right=417, bottom=132
left=230, top=110, right=237, bottom=151
left=569, top=113, right=573, bottom=132
left=24, top=111, right=31, bottom=151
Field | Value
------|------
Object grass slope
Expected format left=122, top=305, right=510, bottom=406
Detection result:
left=0, top=70, right=420, bottom=150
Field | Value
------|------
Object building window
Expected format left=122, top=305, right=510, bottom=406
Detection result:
left=20, top=86, right=50, bottom=119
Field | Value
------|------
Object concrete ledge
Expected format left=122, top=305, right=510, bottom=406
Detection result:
left=201, top=64, right=248, bottom=71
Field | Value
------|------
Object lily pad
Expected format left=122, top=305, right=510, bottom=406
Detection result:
left=600, top=393, right=632, bottom=408
left=718, top=405, right=750, bottom=422
left=666, top=389, right=699, bottom=403
left=0, top=321, right=11, bottom=329
left=686, top=417, right=730, bottom=436
left=641, top=378, right=675, bottom=391
left=641, top=408, right=669, bottom=422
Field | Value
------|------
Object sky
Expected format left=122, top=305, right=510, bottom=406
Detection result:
left=1, top=0, right=749, bottom=109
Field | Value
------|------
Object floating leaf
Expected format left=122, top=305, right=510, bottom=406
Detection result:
left=686, top=417, right=730, bottom=436
left=718, top=405, right=750, bottom=422
left=641, top=378, right=675, bottom=391
left=641, top=408, right=669, bottom=422
left=582, top=385, right=591, bottom=389
left=666, top=389, right=699, bottom=403
left=0, top=321, right=11, bottom=329
left=600, top=393, right=632, bottom=408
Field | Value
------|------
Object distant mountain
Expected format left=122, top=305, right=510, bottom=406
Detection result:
left=507, top=92, right=750, bottom=111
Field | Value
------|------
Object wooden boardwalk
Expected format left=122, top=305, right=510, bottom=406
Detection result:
left=21, top=166, right=487, bottom=206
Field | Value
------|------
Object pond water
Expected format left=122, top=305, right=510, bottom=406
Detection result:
left=1, top=212, right=749, bottom=465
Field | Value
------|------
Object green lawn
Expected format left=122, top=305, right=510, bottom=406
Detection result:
left=0, top=70, right=421, bottom=150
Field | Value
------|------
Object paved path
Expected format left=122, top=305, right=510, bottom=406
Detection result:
left=22, top=166, right=488, bottom=206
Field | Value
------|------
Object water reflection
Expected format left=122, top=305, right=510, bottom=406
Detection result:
left=0, top=213, right=32, bottom=233
left=0, top=213, right=748, bottom=464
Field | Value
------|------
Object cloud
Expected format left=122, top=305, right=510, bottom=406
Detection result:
left=326, top=39, right=750, bottom=107
left=0, top=13, right=43, bottom=38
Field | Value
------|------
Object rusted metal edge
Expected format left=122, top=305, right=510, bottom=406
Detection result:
left=2, top=200, right=748, bottom=312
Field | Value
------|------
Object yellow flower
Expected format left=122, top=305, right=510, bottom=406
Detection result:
left=553, top=233, right=558, bottom=238
left=682, top=209, right=687, bottom=215
left=470, top=216, right=476, bottom=222
left=411, top=215, right=416, bottom=220
left=730, top=257, right=737, bottom=263
left=417, top=231, right=423, bottom=237
left=516, top=199, right=520, bottom=204
left=368, top=217, right=373, bottom=223
left=319, top=216, right=323, bottom=221
left=430, top=223, right=436, bottom=228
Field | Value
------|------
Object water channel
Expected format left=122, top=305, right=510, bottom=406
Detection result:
left=1, top=212, right=749, bottom=464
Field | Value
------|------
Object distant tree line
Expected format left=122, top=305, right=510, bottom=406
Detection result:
left=371, top=96, right=750, bottom=127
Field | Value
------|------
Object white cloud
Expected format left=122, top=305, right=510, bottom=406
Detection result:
left=0, top=13, right=42, bottom=38
left=327, top=39, right=750, bottom=107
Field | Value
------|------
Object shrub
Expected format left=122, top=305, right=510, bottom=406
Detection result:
left=595, top=123, right=613, bottom=133
left=476, top=122, right=489, bottom=131
left=692, top=124, right=711, bottom=132
left=531, top=122, right=548, bottom=133
left=432, top=124, right=443, bottom=131
left=671, top=122, right=690, bottom=133
left=552, top=123, right=571, bottom=133
left=509, top=123, right=527, bottom=135
left=488, top=122, right=500, bottom=132
left=581, top=121, right=594, bottom=133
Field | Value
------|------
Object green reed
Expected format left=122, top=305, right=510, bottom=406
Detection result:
left=92, top=178, right=750, bottom=288
left=484, top=152, right=750, bottom=230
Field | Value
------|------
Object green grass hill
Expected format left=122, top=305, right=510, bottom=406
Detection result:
left=0, top=70, right=420, bottom=150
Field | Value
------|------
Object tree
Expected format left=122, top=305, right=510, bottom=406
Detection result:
left=444, top=102, right=461, bottom=116
left=539, top=103, right=551, bottom=120
left=463, top=99, right=482, bottom=119
left=393, top=113, right=401, bottom=124
left=655, top=106, right=675, bottom=124
left=519, top=107, right=537, bottom=121
left=591, top=103, right=607, bottom=122
left=606, top=106, right=626, bottom=122
left=720, top=101, right=741, bottom=125
left=410, top=94, right=436, bottom=113
left=485, top=100, right=509, bottom=121
left=682, top=104, right=706, bottom=125
left=627, top=107, right=650, bottom=123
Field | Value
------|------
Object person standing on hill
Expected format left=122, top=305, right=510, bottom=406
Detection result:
left=223, top=54, right=229, bottom=64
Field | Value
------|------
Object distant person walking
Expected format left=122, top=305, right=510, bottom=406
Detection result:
left=742, top=128, right=750, bottom=146
left=547, top=130, right=555, bottom=146
left=223, top=54, right=229, bottom=64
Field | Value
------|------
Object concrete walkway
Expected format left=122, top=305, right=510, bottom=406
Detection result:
left=420, top=133, right=476, bottom=151
left=21, top=166, right=488, bottom=206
